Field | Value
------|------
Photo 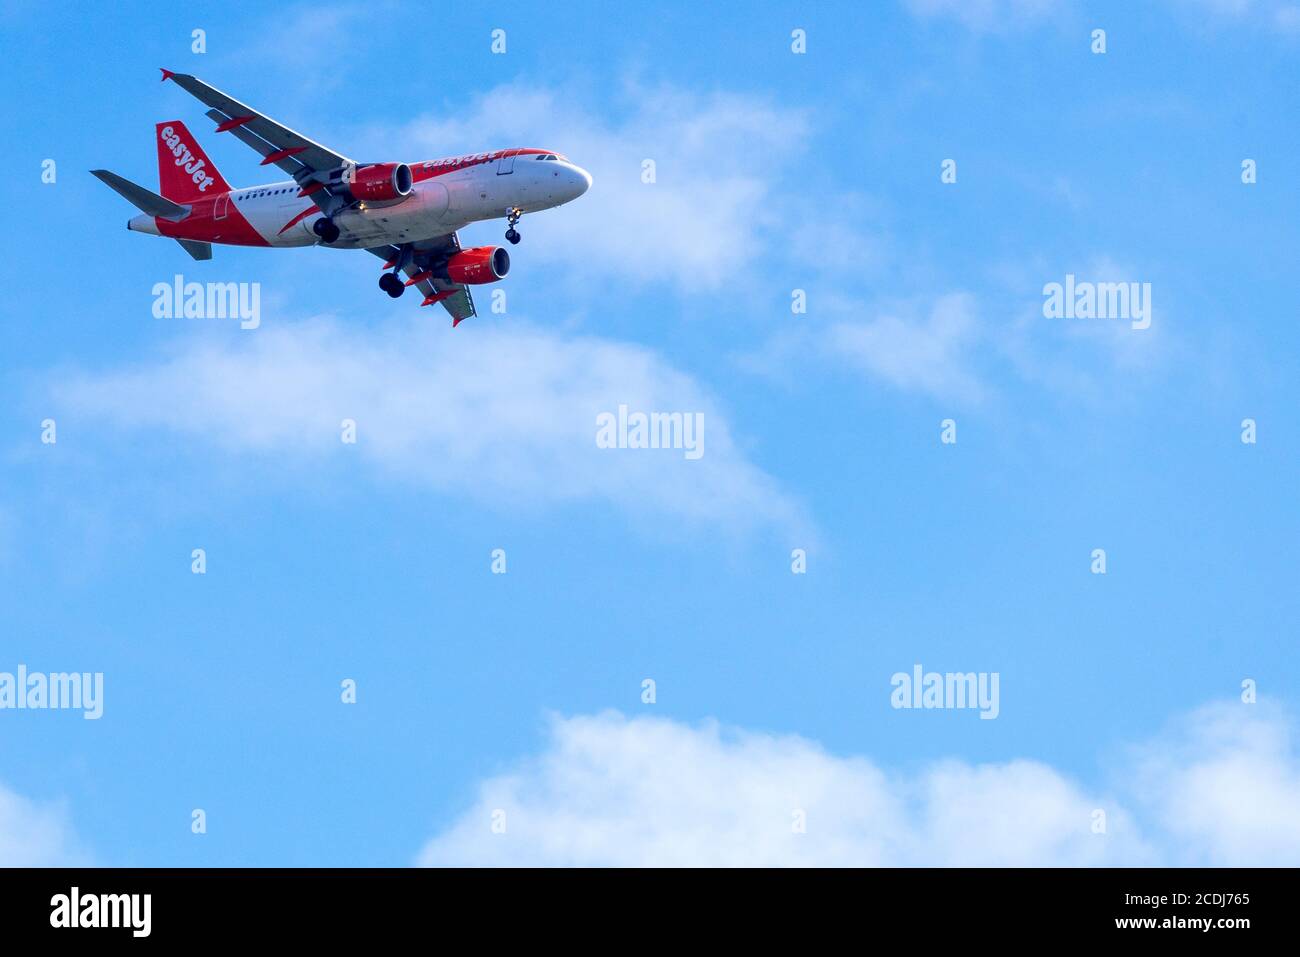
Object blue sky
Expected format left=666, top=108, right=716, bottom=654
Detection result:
left=1, top=0, right=1298, bottom=866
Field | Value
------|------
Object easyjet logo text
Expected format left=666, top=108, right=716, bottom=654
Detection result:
left=160, top=125, right=215, bottom=192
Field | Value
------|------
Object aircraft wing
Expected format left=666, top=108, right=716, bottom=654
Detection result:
left=162, top=70, right=477, bottom=324
left=161, top=69, right=354, bottom=215
left=366, top=234, right=478, bottom=327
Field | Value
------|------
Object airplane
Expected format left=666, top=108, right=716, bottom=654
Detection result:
left=92, top=70, right=592, bottom=326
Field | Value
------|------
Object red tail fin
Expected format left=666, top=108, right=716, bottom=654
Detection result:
left=155, top=120, right=231, bottom=202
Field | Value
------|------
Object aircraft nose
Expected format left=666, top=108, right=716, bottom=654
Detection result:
left=567, top=163, right=592, bottom=199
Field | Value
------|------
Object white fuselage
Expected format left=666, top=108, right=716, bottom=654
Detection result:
left=132, top=150, right=592, bottom=250
left=243, top=152, right=590, bottom=249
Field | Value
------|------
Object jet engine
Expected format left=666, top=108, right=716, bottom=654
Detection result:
left=351, top=163, right=413, bottom=202
left=446, top=246, right=511, bottom=284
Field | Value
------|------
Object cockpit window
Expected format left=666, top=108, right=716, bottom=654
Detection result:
left=536, top=153, right=559, bottom=161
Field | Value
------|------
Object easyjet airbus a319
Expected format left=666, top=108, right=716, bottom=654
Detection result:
left=93, top=70, right=592, bottom=326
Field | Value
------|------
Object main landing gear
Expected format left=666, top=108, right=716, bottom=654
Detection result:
left=379, top=242, right=415, bottom=298
left=378, top=272, right=405, bottom=298
left=313, top=217, right=341, bottom=244
left=505, top=207, right=522, bottom=245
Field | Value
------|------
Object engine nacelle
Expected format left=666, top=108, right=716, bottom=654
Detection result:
left=446, top=246, right=511, bottom=285
left=351, top=162, right=413, bottom=202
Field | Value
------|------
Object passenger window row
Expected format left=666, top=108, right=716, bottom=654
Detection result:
left=237, top=187, right=296, bottom=201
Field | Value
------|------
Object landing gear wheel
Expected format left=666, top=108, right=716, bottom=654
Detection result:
left=505, top=228, right=520, bottom=245
left=313, top=218, right=341, bottom=244
left=505, top=207, right=522, bottom=244
left=379, top=272, right=405, bottom=298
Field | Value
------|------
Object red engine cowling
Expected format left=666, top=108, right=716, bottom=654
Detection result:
left=352, top=162, right=413, bottom=201
left=446, top=246, right=511, bottom=285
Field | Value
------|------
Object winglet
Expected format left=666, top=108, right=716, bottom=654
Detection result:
left=159, top=67, right=175, bottom=82
left=452, top=317, right=466, bottom=328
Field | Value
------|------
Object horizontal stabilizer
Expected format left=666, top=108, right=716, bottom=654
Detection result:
left=175, top=239, right=212, bottom=261
left=91, top=169, right=189, bottom=221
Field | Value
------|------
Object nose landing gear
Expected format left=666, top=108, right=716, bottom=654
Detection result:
left=505, top=207, right=522, bottom=245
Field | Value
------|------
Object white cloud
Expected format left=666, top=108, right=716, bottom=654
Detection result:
left=418, top=702, right=1300, bottom=866
left=0, top=783, right=85, bottom=866
left=216, top=4, right=371, bottom=93
left=378, top=83, right=809, bottom=294
left=828, top=293, right=987, bottom=403
left=1278, top=4, right=1300, bottom=29
left=1130, top=702, right=1300, bottom=866
left=737, top=292, right=988, bottom=402
left=741, top=274, right=1178, bottom=407
left=1176, top=0, right=1300, bottom=21
left=995, top=255, right=1174, bottom=400
left=1152, top=0, right=1300, bottom=32
left=1051, top=258, right=1167, bottom=368
left=0, top=506, right=13, bottom=567
left=904, top=0, right=1067, bottom=33
left=1183, top=0, right=1254, bottom=12
left=53, top=318, right=803, bottom=536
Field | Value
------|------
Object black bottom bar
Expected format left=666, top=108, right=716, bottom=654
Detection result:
left=1, top=867, right=1289, bottom=942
